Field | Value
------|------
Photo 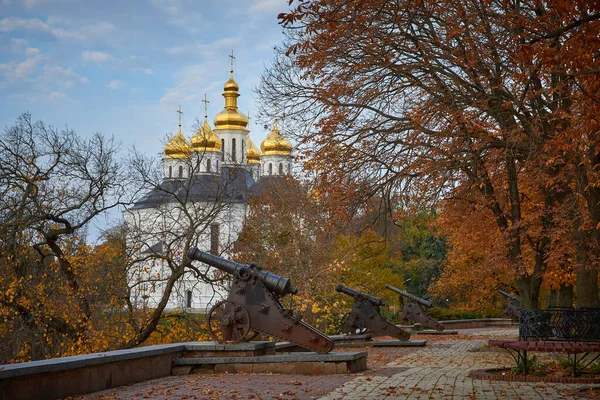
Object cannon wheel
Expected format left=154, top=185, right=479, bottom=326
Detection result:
left=207, top=300, right=251, bottom=344
left=341, top=312, right=367, bottom=335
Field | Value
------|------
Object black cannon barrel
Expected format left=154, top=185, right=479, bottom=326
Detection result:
left=188, top=247, right=298, bottom=296
left=385, top=284, right=432, bottom=308
left=336, top=284, right=385, bottom=307
left=498, top=289, right=518, bottom=301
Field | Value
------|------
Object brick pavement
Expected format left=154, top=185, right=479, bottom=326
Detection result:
left=319, top=328, right=600, bottom=399
left=73, top=328, right=600, bottom=400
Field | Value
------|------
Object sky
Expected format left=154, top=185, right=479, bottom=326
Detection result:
left=0, top=0, right=291, bottom=157
left=0, top=0, right=291, bottom=241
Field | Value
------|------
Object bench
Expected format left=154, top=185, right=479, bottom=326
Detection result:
left=488, top=308, right=600, bottom=376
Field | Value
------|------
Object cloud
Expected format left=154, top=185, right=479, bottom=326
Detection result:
left=23, top=0, right=44, bottom=9
left=82, top=50, right=112, bottom=63
left=250, top=0, right=286, bottom=13
left=80, top=77, right=90, bottom=84
left=149, top=0, right=205, bottom=33
left=11, top=47, right=41, bottom=78
left=29, top=91, right=67, bottom=103
left=165, top=37, right=240, bottom=56
left=0, top=17, right=115, bottom=42
left=107, top=80, right=123, bottom=90
left=159, top=63, right=221, bottom=110
left=0, top=16, right=85, bottom=40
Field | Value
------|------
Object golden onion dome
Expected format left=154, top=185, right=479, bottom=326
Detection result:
left=165, top=128, right=191, bottom=159
left=260, top=120, right=292, bottom=156
left=214, top=73, right=249, bottom=131
left=191, top=119, right=222, bottom=152
left=246, top=137, right=261, bottom=164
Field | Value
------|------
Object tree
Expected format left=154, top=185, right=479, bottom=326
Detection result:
left=233, top=176, right=337, bottom=329
left=258, top=0, right=600, bottom=308
left=0, top=113, right=130, bottom=362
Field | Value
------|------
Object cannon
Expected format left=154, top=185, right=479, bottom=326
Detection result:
left=336, top=284, right=410, bottom=340
left=385, top=284, right=445, bottom=331
left=188, top=247, right=334, bottom=353
left=498, top=289, right=522, bottom=319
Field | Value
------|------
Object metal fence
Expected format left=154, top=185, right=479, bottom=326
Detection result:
left=519, top=307, right=600, bottom=342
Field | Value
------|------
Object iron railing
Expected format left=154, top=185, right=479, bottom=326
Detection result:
left=519, top=308, right=600, bottom=342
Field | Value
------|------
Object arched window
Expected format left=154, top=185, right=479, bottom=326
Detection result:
left=178, top=165, right=183, bottom=178
left=288, top=164, right=291, bottom=174
left=268, top=163, right=272, bottom=175
left=279, top=163, right=283, bottom=175
left=241, top=140, right=245, bottom=163
left=168, top=165, right=172, bottom=178
left=232, top=138, right=237, bottom=162
left=207, top=159, right=211, bottom=172
left=221, top=139, right=225, bottom=161
left=216, top=160, right=219, bottom=170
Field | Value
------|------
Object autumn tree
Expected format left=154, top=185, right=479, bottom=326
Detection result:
left=121, top=121, right=251, bottom=348
left=0, top=113, right=130, bottom=362
left=258, top=0, right=600, bottom=308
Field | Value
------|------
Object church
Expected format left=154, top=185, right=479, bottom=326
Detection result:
left=123, top=63, right=294, bottom=313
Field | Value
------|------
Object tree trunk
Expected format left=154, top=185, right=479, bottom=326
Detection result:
left=576, top=265, right=600, bottom=308
left=558, top=284, right=574, bottom=308
left=517, top=275, right=542, bottom=309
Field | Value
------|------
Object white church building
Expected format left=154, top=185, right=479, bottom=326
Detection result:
left=123, top=65, right=293, bottom=313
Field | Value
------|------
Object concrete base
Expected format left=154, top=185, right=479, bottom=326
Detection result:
left=173, top=351, right=367, bottom=375
left=182, top=341, right=276, bottom=357
left=372, top=340, right=427, bottom=347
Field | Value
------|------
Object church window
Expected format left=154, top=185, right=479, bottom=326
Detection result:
left=216, top=160, right=219, bottom=170
left=232, top=138, right=237, bottom=162
left=168, top=166, right=172, bottom=178
left=207, top=159, right=211, bottom=172
left=241, top=140, right=245, bottom=163
left=210, top=224, right=219, bottom=255
left=186, top=290, right=192, bottom=308
left=178, top=165, right=183, bottom=178
left=221, top=139, right=225, bottom=161
left=269, top=163, right=272, bottom=175
left=279, top=163, right=283, bottom=175
left=288, top=164, right=291, bottom=174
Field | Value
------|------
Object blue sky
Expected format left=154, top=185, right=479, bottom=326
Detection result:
left=0, top=0, right=289, bottom=157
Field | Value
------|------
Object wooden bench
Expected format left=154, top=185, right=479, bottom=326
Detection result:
left=488, top=308, right=600, bottom=376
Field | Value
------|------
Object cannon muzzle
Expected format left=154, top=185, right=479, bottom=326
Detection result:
left=498, top=289, right=518, bottom=301
left=385, top=284, right=433, bottom=308
left=188, top=247, right=298, bottom=296
left=336, top=284, right=385, bottom=307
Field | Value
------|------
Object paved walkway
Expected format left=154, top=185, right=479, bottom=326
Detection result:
left=320, top=328, right=598, bottom=399
left=75, top=327, right=600, bottom=400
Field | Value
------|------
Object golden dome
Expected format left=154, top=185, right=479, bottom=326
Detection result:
left=260, top=120, right=292, bottom=156
left=165, top=128, right=191, bottom=159
left=214, top=73, right=249, bottom=131
left=246, top=137, right=261, bottom=164
left=191, top=119, right=222, bottom=152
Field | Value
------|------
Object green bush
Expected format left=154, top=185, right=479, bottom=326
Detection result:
left=427, top=307, right=501, bottom=321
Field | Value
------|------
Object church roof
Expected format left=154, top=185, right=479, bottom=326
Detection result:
left=129, top=167, right=256, bottom=210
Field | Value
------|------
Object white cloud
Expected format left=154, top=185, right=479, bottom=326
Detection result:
left=250, top=0, right=286, bottom=13
left=80, top=77, right=90, bottom=84
left=159, top=63, right=220, bottom=109
left=29, top=91, right=67, bottom=103
left=107, top=80, right=123, bottom=90
left=165, top=37, right=240, bottom=56
left=0, top=17, right=85, bottom=40
left=82, top=50, right=112, bottom=63
left=13, top=48, right=41, bottom=78
left=10, top=38, right=27, bottom=52
left=23, top=0, right=44, bottom=9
